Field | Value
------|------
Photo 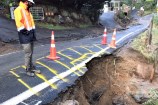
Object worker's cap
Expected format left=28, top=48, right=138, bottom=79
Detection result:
left=27, top=0, right=35, bottom=4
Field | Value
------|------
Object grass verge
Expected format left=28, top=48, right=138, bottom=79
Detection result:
left=36, top=22, right=91, bottom=30
left=131, top=16, right=158, bottom=61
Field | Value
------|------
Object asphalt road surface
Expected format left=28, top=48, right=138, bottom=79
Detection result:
left=0, top=12, right=153, bottom=105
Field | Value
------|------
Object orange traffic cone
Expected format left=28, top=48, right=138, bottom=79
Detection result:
left=101, top=28, right=107, bottom=45
left=109, top=29, right=116, bottom=48
left=47, top=31, right=60, bottom=60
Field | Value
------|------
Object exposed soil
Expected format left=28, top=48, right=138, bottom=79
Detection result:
left=50, top=44, right=158, bottom=105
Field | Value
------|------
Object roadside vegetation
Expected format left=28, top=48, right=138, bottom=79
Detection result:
left=36, top=22, right=91, bottom=30
left=134, top=0, right=156, bottom=16
left=131, top=15, right=158, bottom=105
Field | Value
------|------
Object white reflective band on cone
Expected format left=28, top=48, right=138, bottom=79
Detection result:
left=103, top=35, right=107, bottom=37
left=51, top=44, right=55, bottom=48
left=51, top=36, right=54, bottom=40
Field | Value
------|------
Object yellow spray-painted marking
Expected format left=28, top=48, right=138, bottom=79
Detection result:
left=68, top=48, right=82, bottom=56
left=36, top=74, right=57, bottom=89
left=36, top=61, right=68, bottom=82
left=70, top=63, right=84, bottom=74
left=55, top=60, right=81, bottom=76
left=10, top=66, right=21, bottom=71
left=21, top=65, right=26, bottom=69
left=94, top=44, right=103, bottom=50
left=58, top=52, right=74, bottom=60
left=69, top=53, right=91, bottom=74
left=80, top=46, right=94, bottom=53
left=10, top=70, right=39, bottom=96
left=36, top=56, right=45, bottom=61
left=71, top=53, right=93, bottom=64
left=10, top=71, right=20, bottom=78
left=18, top=79, right=39, bottom=96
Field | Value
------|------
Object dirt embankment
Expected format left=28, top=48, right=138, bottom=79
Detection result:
left=50, top=45, right=158, bottom=105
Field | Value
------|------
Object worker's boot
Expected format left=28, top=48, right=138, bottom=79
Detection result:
left=26, top=68, right=35, bottom=77
left=31, top=65, right=41, bottom=74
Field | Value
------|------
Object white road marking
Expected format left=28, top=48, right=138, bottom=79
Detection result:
left=1, top=28, right=145, bottom=105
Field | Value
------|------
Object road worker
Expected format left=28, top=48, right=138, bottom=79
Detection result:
left=14, top=0, right=40, bottom=77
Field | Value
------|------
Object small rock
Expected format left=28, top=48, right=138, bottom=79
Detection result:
left=131, top=92, right=149, bottom=104
left=57, top=100, right=79, bottom=105
left=112, top=96, right=124, bottom=105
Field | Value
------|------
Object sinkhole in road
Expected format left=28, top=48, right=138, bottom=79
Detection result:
left=50, top=46, right=158, bottom=105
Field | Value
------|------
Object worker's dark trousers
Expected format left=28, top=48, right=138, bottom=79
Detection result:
left=22, top=42, right=34, bottom=70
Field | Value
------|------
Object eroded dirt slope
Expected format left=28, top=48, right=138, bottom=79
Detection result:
left=50, top=45, right=158, bottom=105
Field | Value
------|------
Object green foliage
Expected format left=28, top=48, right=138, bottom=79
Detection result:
left=143, top=1, right=156, bottom=10
left=0, top=0, right=15, bottom=6
left=117, top=11, right=125, bottom=19
left=5, top=14, right=10, bottom=19
left=153, top=15, right=158, bottom=27
left=135, top=3, right=142, bottom=9
left=144, top=89, right=158, bottom=105
left=36, top=22, right=73, bottom=30
left=122, top=0, right=133, bottom=6
left=36, top=22, right=91, bottom=30
left=131, top=16, right=158, bottom=61
left=131, top=32, right=153, bottom=60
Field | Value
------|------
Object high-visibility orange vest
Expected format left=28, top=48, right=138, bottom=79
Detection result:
left=14, top=1, right=35, bottom=32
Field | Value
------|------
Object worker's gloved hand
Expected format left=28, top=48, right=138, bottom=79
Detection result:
left=20, top=28, right=29, bottom=35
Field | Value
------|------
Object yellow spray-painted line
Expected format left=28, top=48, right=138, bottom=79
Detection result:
left=10, top=66, right=21, bottom=71
left=10, top=69, right=39, bottom=96
left=58, top=52, right=74, bottom=60
left=94, top=44, right=104, bottom=50
left=10, top=71, right=20, bottom=78
left=21, top=65, right=26, bottom=69
left=68, top=48, right=82, bottom=56
left=70, top=63, right=85, bottom=74
left=69, top=52, right=93, bottom=74
left=54, top=60, right=81, bottom=76
left=21, top=64, right=57, bottom=89
left=59, top=48, right=84, bottom=74
left=71, top=53, right=94, bottom=64
left=18, top=79, right=39, bottom=96
left=36, top=61, right=68, bottom=82
left=80, top=46, right=94, bottom=53
left=36, top=56, right=45, bottom=61
left=36, top=74, right=57, bottom=89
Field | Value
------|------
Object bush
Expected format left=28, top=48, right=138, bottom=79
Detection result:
left=153, top=15, right=158, bottom=27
